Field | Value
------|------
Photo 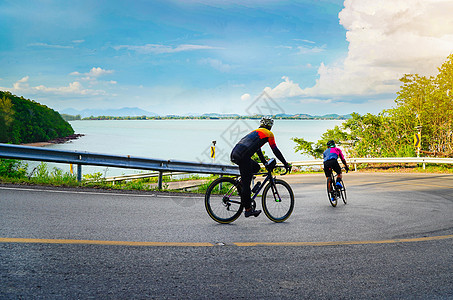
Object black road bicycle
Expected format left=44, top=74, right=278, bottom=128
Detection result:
left=327, top=167, right=347, bottom=207
left=205, top=159, right=294, bottom=224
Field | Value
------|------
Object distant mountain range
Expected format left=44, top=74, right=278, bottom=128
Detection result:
left=60, top=107, right=159, bottom=118
left=198, top=113, right=352, bottom=119
left=60, top=107, right=352, bottom=119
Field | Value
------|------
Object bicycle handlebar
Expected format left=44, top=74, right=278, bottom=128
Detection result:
left=263, top=158, right=291, bottom=176
left=280, top=165, right=292, bottom=176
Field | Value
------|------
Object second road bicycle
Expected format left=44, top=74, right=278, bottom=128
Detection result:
left=326, top=167, right=347, bottom=207
left=205, top=158, right=294, bottom=224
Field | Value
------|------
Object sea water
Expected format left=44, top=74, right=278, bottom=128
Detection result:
left=38, top=119, right=344, bottom=176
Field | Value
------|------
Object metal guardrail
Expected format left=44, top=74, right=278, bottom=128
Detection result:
left=93, top=171, right=189, bottom=183
left=290, top=157, right=453, bottom=171
left=1, top=143, right=452, bottom=188
left=0, top=143, right=239, bottom=188
left=90, top=156, right=453, bottom=183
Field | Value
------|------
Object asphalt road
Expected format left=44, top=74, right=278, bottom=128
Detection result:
left=1, top=172, right=452, bottom=299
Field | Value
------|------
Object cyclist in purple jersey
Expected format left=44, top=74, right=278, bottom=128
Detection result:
left=323, top=140, right=349, bottom=197
left=231, top=117, right=291, bottom=218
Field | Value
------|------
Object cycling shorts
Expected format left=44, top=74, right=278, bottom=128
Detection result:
left=323, top=159, right=341, bottom=177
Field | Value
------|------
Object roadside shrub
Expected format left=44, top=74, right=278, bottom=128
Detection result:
left=0, top=159, right=28, bottom=179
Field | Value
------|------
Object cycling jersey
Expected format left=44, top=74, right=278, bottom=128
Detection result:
left=231, top=128, right=279, bottom=162
left=323, top=147, right=346, bottom=178
left=323, top=147, right=345, bottom=162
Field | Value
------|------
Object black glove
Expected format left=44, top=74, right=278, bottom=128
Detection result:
left=285, top=163, right=292, bottom=174
left=345, top=166, right=349, bottom=173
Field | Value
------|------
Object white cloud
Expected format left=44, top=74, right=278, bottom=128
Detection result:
left=298, top=98, right=333, bottom=105
left=87, top=67, right=114, bottom=77
left=13, top=76, right=30, bottom=90
left=114, top=44, right=220, bottom=54
left=294, top=39, right=316, bottom=44
left=198, top=58, right=231, bottom=72
left=263, top=76, right=304, bottom=98
left=297, top=44, right=326, bottom=54
left=265, top=0, right=453, bottom=99
left=28, top=42, right=73, bottom=49
left=241, top=93, right=251, bottom=101
left=71, top=67, right=114, bottom=78
left=6, top=76, right=106, bottom=96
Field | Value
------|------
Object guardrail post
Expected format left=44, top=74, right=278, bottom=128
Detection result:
left=77, top=164, right=82, bottom=182
left=158, top=171, right=163, bottom=190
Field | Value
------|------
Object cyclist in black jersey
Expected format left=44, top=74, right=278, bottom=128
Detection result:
left=231, top=117, right=291, bottom=218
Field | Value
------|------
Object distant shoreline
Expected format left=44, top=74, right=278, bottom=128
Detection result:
left=61, top=112, right=352, bottom=122
left=21, top=142, right=54, bottom=147
left=21, top=134, right=85, bottom=147
left=67, top=116, right=351, bottom=121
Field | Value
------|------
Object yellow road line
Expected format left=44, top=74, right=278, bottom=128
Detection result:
left=0, top=238, right=213, bottom=247
left=234, top=235, right=453, bottom=246
left=0, top=235, right=452, bottom=247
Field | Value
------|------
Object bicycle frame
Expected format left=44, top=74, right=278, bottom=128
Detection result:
left=224, top=165, right=281, bottom=206
left=250, top=158, right=286, bottom=202
left=326, top=167, right=341, bottom=187
left=250, top=172, right=271, bottom=201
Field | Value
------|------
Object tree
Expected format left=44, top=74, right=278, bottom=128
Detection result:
left=0, top=95, right=14, bottom=141
left=395, top=53, right=453, bottom=156
left=293, top=54, right=453, bottom=158
left=0, top=91, right=74, bottom=144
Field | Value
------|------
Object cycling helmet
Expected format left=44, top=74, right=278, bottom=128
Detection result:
left=260, top=117, right=274, bottom=130
left=327, top=140, right=336, bottom=148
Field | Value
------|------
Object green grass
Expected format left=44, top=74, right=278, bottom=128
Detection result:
left=0, top=159, right=221, bottom=193
left=352, top=163, right=453, bottom=173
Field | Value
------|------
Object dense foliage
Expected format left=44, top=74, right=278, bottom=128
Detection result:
left=293, top=54, right=453, bottom=159
left=0, top=91, right=74, bottom=144
left=61, top=114, right=82, bottom=121
left=0, top=159, right=28, bottom=178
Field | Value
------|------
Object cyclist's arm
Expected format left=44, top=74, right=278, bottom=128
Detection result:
left=256, top=148, right=267, bottom=165
left=267, top=133, right=288, bottom=167
left=342, top=159, right=349, bottom=172
left=338, top=149, right=349, bottom=171
left=271, top=145, right=288, bottom=167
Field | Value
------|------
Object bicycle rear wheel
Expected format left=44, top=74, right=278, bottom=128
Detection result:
left=327, top=176, right=337, bottom=207
left=339, top=179, right=347, bottom=204
left=262, top=179, right=294, bottom=222
left=205, top=177, right=243, bottom=224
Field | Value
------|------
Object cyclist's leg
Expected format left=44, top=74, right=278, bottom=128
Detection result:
left=333, top=160, right=343, bottom=189
left=332, top=161, right=342, bottom=184
left=323, top=162, right=333, bottom=192
left=251, top=158, right=261, bottom=174
left=238, top=157, right=258, bottom=210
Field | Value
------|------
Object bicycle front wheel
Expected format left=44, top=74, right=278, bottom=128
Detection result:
left=205, top=177, right=243, bottom=224
left=339, top=179, right=347, bottom=204
left=262, top=179, right=294, bottom=222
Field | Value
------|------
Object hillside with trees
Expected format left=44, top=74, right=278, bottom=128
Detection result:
left=293, top=53, right=453, bottom=159
left=0, top=91, right=74, bottom=144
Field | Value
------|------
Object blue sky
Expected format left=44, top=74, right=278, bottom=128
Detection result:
left=1, top=0, right=452, bottom=116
